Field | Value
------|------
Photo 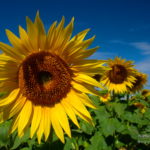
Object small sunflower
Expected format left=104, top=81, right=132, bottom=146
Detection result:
left=0, top=13, right=104, bottom=143
left=128, top=72, right=147, bottom=93
left=101, top=57, right=136, bottom=93
left=100, top=92, right=111, bottom=103
left=133, top=102, right=146, bottom=113
left=141, top=89, right=150, bottom=101
left=142, top=89, right=150, bottom=97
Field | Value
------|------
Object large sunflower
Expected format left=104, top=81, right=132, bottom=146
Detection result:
left=0, top=13, right=104, bottom=143
left=128, top=72, right=147, bottom=93
left=101, top=57, right=136, bottom=93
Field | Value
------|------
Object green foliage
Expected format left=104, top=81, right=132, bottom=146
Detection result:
left=0, top=92, right=150, bottom=149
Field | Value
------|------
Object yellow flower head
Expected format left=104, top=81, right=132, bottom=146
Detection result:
left=101, top=57, right=136, bottom=93
left=0, top=13, right=104, bottom=143
left=100, top=93, right=111, bottom=103
left=128, top=72, right=147, bottom=93
left=142, top=89, right=150, bottom=97
left=133, top=102, right=146, bottom=113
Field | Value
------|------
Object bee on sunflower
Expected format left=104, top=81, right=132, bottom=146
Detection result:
left=100, top=57, right=137, bottom=93
left=0, top=13, right=105, bottom=143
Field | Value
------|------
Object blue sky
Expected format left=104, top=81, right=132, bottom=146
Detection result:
left=0, top=0, right=150, bottom=86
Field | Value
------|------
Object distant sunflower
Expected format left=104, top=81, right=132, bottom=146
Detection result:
left=142, top=89, right=150, bottom=97
left=100, top=93, right=111, bottom=103
left=133, top=102, right=146, bottom=113
left=0, top=13, right=104, bottom=143
left=101, top=57, right=136, bottom=93
left=128, top=72, right=147, bottom=93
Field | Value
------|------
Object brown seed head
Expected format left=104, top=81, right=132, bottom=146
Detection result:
left=19, top=51, right=72, bottom=106
left=108, top=65, right=128, bottom=84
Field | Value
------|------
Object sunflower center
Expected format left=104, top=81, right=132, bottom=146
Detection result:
left=109, top=65, right=128, bottom=84
left=132, top=75, right=142, bottom=88
left=38, top=71, right=53, bottom=84
left=18, top=51, right=72, bottom=106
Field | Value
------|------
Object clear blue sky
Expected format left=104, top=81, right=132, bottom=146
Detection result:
left=0, top=0, right=150, bottom=86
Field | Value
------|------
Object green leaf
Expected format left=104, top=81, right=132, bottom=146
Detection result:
left=11, top=129, right=30, bottom=149
left=113, top=103, right=127, bottom=116
left=80, top=121, right=94, bottom=135
left=100, top=118, right=120, bottom=137
left=64, top=138, right=76, bottom=150
left=127, top=125, right=139, bottom=140
left=94, top=105, right=110, bottom=123
left=88, top=95, right=100, bottom=106
left=85, top=132, right=108, bottom=150
left=0, top=120, right=12, bottom=147
left=20, top=148, right=30, bottom=150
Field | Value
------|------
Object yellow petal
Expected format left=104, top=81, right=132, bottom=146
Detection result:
left=72, top=108, right=93, bottom=125
left=72, top=81, right=101, bottom=96
left=71, top=29, right=90, bottom=42
left=54, top=103, right=71, bottom=137
left=50, top=106, right=64, bottom=143
left=19, top=26, right=33, bottom=51
left=3, top=95, right=26, bottom=119
left=5, top=29, right=28, bottom=55
left=55, top=17, right=74, bottom=55
left=61, top=100, right=80, bottom=128
left=18, top=100, right=32, bottom=136
left=30, top=105, right=42, bottom=138
left=37, top=107, right=44, bottom=144
left=65, top=90, right=92, bottom=120
left=46, top=21, right=57, bottom=49
left=9, top=114, right=20, bottom=134
left=34, top=12, right=46, bottom=49
left=26, top=17, right=38, bottom=50
left=0, top=42, right=24, bottom=61
left=76, top=93, right=96, bottom=109
left=0, top=81, right=17, bottom=93
left=69, top=47, right=99, bottom=64
left=43, top=107, right=51, bottom=141
left=0, top=88, right=20, bottom=107
left=73, top=73, right=103, bottom=89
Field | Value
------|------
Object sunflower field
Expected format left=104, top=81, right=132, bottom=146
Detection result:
left=0, top=13, right=150, bottom=150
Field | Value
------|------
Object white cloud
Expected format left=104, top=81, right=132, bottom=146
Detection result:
left=130, top=42, right=150, bottom=55
left=135, top=58, right=150, bottom=73
left=109, top=40, right=150, bottom=55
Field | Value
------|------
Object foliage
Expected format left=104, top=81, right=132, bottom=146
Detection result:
left=0, top=93, right=150, bottom=150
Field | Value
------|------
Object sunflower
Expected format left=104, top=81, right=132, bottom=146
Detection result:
left=133, top=102, right=147, bottom=113
left=0, top=13, right=104, bottom=143
left=128, top=72, right=147, bottom=93
left=101, top=57, right=136, bottom=93
left=142, top=89, right=150, bottom=97
left=100, top=92, right=111, bottom=103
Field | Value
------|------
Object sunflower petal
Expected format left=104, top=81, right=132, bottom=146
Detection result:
left=72, top=81, right=101, bottom=96
left=54, top=103, right=71, bottom=137
left=61, top=100, right=80, bottom=128
left=73, top=73, right=103, bottom=89
left=50, top=106, right=64, bottom=143
left=43, top=107, right=51, bottom=141
left=3, top=96, right=26, bottom=119
left=0, top=42, right=24, bottom=61
left=0, top=89, right=20, bottom=107
left=18, top=100, right=32, bottom=137
left=5, top=29, right=28, bottom=55
left=30, top=105, right=42, bottom=138
left=65, top=90, right=92, bottom=120
left=37, top=107, right=44, bottom=144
